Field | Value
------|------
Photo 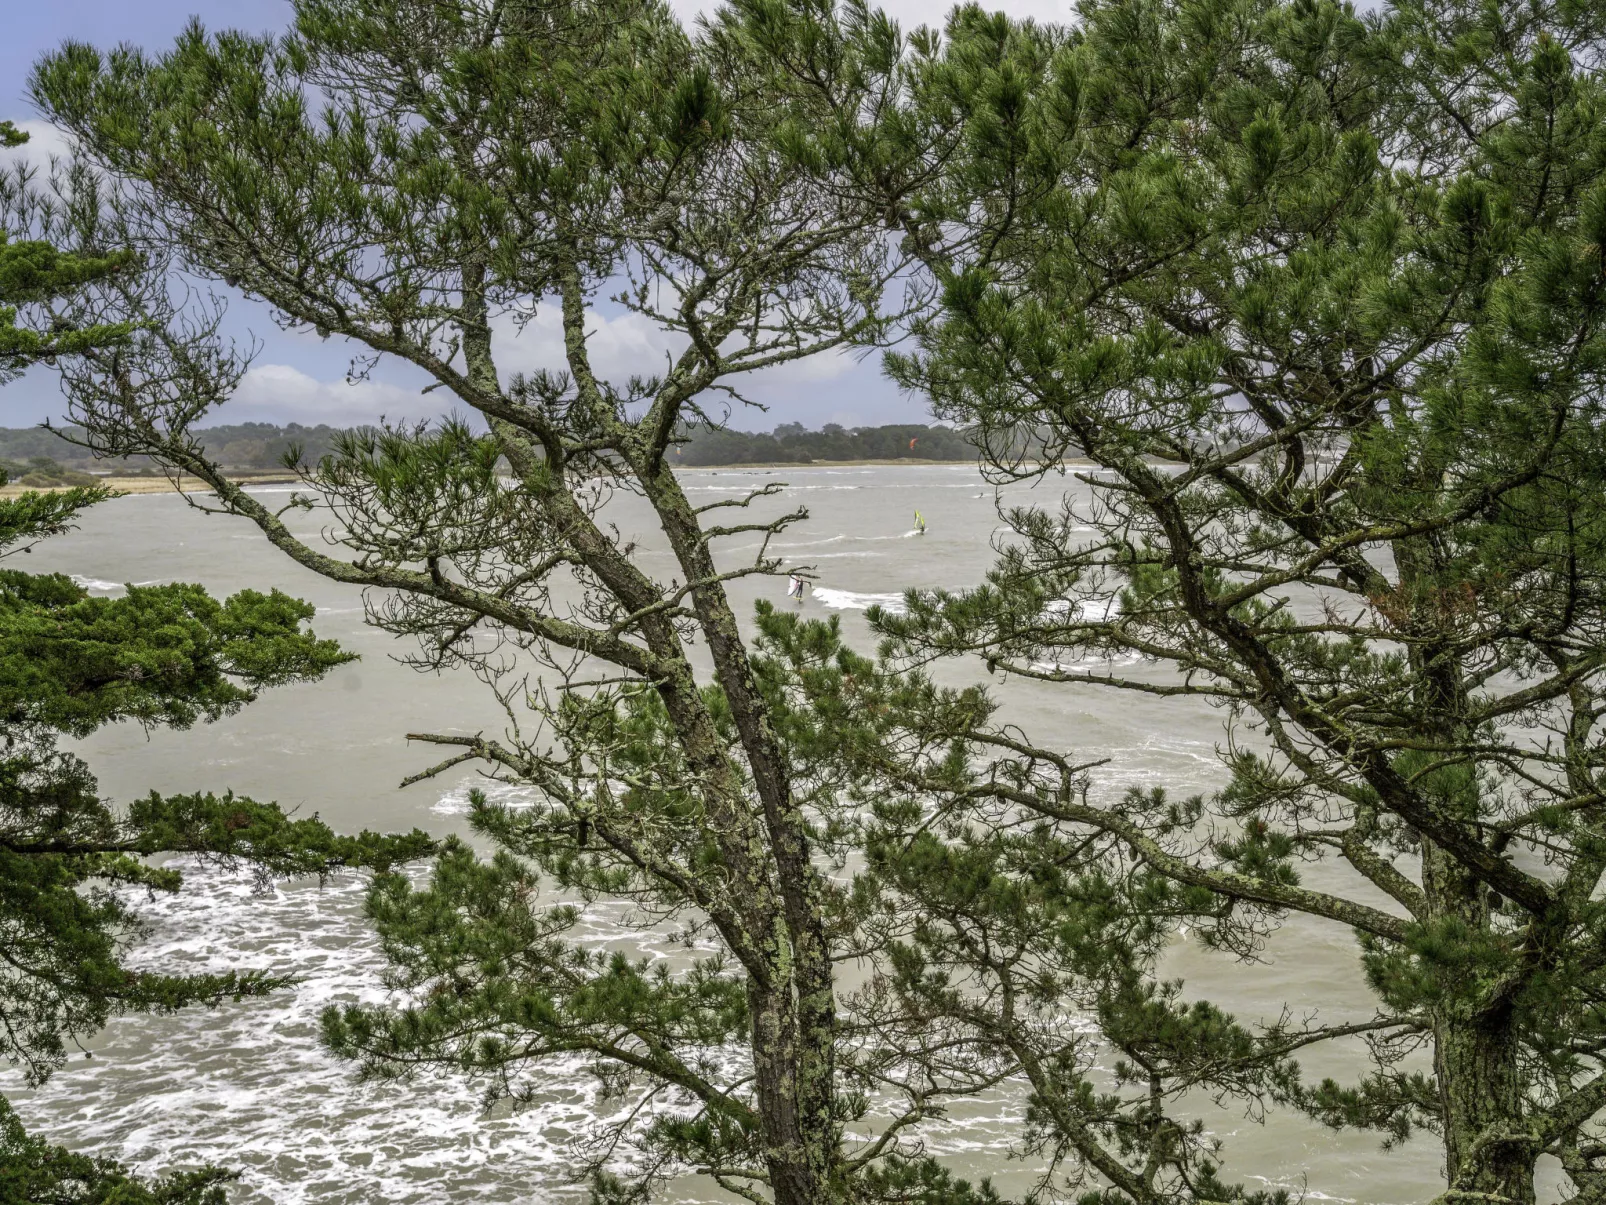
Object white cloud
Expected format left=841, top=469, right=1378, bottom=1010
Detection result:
left=492, top=303, right=680, bottom=383
left=229, top=363, right=429, bottom=426
left=225, top=346, right=907, bottom=433
left=770, top=346, right=861, bottom=383
left=491, top=300, right=861, bottom=397
left=0, top=118, right=76, bottom=169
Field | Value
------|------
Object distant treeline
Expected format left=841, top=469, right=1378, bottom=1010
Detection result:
left=0, top=421, right=989, bottom=473
left=0, top=422, right=349, bottom=476
left=672, top=422, right=978, bottom=465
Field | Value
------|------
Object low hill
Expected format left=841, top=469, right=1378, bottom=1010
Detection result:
left=0, top=420, right=982, bottom=475
left=672, top=422, right=977, bottom=465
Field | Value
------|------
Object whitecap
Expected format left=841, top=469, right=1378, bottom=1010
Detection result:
left=1027, top=653, right=1142, bottom=673
left=0, top=858, right=661, bottom=1205
left=812, top=588, right=908, bottom=615
left=431, top=778, right=542, bottom=816
left=1043, top=596, right=1119, bottom=623
left=68, top=575, right=165, bottom=594
left=771, top=534, right=849, bottom=549
left=69, top=574, right=126, bottom=593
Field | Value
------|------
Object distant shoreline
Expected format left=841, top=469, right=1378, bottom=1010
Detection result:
left=683, top=458, right=1084, bottom=470
left=682, top=458, right=973, bottom=469
left=0, top=461, right=976, bottom=498
left=0, top=458, right=1099, bottom=499
left=0, top=474, right=299, bottom=498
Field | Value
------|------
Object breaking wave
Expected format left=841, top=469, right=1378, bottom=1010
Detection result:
left=811, top=588, right=908, bottom=615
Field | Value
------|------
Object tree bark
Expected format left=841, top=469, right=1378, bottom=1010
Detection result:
left=1434, top=1003, right=1532, bottom=1204
left=1428, top=844, right=1533, bottom=1204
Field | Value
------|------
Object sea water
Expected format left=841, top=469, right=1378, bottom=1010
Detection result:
left=2, top=466, right=1462, bottom=1203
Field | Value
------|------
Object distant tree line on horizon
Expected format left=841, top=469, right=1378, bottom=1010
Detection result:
left=0, top=421, right=362, bottom=478
left=671, top=420, right=979, bottom=464
left=0, top=419, right=988, bottom=476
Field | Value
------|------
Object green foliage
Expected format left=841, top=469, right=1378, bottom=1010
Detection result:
left=0, top=124, right=134, bottom=384
left=0, top=423, right=348, bottom=477
left=785, top=0, right=1606, bottom=1199
left=0, top=1095, right=231, bottom=1205
left=0, top=114, right=432, bottom=1204
left=22, top=0, right=929, bottom=1197
left=12, top=0, right=1502, bottom=1199
left=0, top=487, right=113, bottom=549
left=0, top=457, right=98, bottom=489
left=0, top=561, right=428, bottom=1187
left=0, top=565, right=428, bottom=1192
left=857, top=1158, right=1003, bottom=1204
left=0, top=420, right=975, bottom=476
left=0, top=572, right=352, bottom=735
left=321, top=835, right=753, bottom=1116
left=0, top=726, right=431, bottom=1089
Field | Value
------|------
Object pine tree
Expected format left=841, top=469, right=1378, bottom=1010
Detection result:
left=0, top=120, right=134, bottom=384
left=0, top=124, right=433, bottom=1202
left=1, top=1093, right=234, bottom=1205
left=23, top=0, right=1410, bottom=1197
left=746, top=0, right=1606, bottom=1200
left=46, top=0, right=1598, bottom=1199
left=24, top=2, right=985, bottom=1201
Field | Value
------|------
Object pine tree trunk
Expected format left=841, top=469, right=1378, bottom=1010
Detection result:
left=1435, top=1005, right=1532, bottom=1204
left=642, top=443, right=843, bottom=1204
left=750, top=986, right=835, bottom=1205
left=1394, top=528, right=1538, bottom=1204
left=1424, top=843, right=1534, bottom=1205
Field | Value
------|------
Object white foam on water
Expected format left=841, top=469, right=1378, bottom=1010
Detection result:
left=0, top=844, right=1032, bottom=1203
left=1043, top=596, right=1119, bottom=624
left=771, top=534, right=849, bottom=549
left=69, top=574, right=126, bottom=593
left=1028, top=653, right=1143, bottom=674
left=0, top=856, right=748, bottom=1205
left=811, top=588, right=908, bottom=615
left=682, top=481, right=987, bottom=493
left=68, top=575, right=166, bottom=594
left=10, top=464, right=1438, bottom=1203
left=430, top=778, right=542, bottom=815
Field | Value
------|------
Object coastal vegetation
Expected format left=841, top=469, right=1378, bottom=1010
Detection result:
left=846, top=1, right=1606, bottom=1201
left=5, top=0, right=1606, bottom=1202
left=673, top=421, right=979, bottom=465
left=0, top=419, right=980, bottom=476
left=0, top=120, right=432, bottom=1202
left=29, top=1, right=932, bottom=1199
left=0, top=421, right=354, bottom=477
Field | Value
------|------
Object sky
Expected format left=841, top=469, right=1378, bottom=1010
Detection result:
left=0, top=0, right=1072, bottom=434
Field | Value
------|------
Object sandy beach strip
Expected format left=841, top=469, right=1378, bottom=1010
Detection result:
left=0, top=474, right=301, bottom=498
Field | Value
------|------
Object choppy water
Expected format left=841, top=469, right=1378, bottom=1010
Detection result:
left=3, top=465, right=1463, bottom=1203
